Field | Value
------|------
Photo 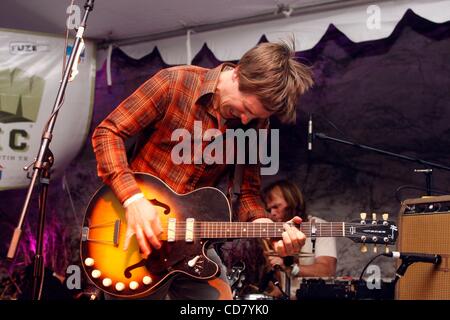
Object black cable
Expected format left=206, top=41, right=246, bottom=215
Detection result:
left=358, top=253, right=385, bottom=282
left=394, top=184, right=449, bottom=203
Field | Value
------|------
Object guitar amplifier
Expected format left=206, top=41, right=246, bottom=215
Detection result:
left=396, top=195, right=450, bottom=300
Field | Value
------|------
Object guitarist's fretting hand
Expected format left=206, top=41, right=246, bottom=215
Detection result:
left=123, top=198, right=163, bottom=258
left=254, top=216, right=306, bottom=256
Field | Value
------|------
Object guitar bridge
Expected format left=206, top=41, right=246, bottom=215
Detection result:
left=81, top=219, right=121, bottom=247
left=113, top=219, right=121, bottom=246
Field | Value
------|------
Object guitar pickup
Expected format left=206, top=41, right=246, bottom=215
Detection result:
left=167, top=218, right=176, bottom=242
left=185, top=218, right=195, bottom=242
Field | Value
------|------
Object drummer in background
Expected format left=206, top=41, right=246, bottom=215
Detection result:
left=261, top=180, right=337, bottom=299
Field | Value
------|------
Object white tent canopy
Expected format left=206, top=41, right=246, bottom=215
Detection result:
left=116, top=0, right=450, bottom=65
left=1, top=0, right=449, bottom=66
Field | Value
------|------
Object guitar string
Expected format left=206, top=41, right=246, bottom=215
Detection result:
left=94, top=220, right=394, bottom=239
left=158, top=222, right=389, bottom=227
left=156, top=227, right=388, bottom=237
left=155, top=223, right=391, bottom=234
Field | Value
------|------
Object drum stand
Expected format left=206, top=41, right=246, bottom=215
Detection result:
left=275, top=269, right=290, bottom=300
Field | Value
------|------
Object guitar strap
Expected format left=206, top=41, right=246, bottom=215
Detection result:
left=227, top=163, right=244, bottom=220
left=225, top=118, right=267, bottom=220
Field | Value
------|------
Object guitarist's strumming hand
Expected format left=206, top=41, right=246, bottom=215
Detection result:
left=123, top=197, right=163, bottom=258
left=254, top=216, right=306, bottom=256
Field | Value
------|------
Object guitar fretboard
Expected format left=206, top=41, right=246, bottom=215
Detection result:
left=196, top=221, right=350, bottom=239
left=162, top=220, right=396, bottom=244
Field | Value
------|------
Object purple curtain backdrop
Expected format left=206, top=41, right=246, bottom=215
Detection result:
left=1, top=9, right=450, bottom=298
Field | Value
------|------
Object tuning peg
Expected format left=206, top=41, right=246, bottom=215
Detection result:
left=384, top=245, right=390, bottom=254
left=360, top=244, right=368, bottom=253
left=373, top=245, right=378, bottom=253
left=382, top=213, right=389, bottom=225
left=360, top=212, right=367, bottom=220
left=372, top=213, right=377, bottom=224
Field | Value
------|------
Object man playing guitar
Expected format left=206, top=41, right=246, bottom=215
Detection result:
left=91, top=41, right=314, bottom=299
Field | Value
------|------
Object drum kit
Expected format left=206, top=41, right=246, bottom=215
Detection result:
left=297, top=277, right=395, bottom=300
left=229, top=251, right=395, bottom=301
left=233, top=275, right=395, bottom=300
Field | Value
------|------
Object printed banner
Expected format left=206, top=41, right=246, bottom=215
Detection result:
left=0, top=28, right=96, bottom=189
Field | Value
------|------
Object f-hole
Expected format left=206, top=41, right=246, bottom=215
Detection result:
left=149, top=199, right=171, bottom=215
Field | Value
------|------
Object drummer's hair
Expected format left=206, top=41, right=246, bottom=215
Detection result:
left=262, top=180, right=307, bottom=221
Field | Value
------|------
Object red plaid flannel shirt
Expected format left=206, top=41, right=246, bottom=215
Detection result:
left=92, top=64, right=267, bottom=222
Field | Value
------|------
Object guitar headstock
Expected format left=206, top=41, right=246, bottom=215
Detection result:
left=347, top=212, right=398, bottom=253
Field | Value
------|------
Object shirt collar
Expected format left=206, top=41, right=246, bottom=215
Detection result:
left=195, top=63, right=269, bottom=130
left=196, top=63, right=235, bottom=119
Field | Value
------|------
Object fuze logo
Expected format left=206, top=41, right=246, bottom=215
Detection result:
left=0, top=68, right=44, bottom=152
left=9, top=42, right=49, bottom=55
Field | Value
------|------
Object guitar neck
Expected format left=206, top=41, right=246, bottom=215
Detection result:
left=196, top=221, right=350, bottom=239
left=164, top=219, right=397, bottom=244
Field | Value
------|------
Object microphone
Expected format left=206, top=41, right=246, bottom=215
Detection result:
left=414, top=169, right=432, bottom=173
left=383, top=251, right=441, bottom=264
left=307, top=114, right=313, bottom=151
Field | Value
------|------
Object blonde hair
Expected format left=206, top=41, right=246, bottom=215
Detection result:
left=237, top=42, right=314, bottom=123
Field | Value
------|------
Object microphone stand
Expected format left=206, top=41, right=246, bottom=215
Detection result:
left=392, top=254, right=441, bottom=286
left=413, top=169, right=433, bottom=196
left=274, top=279, right=290, bottom=300
left=312, top=132, right=450, bottom=174
left=392, top=259, right=414, bottom=286
left=6, top=0, right=95, bottom=300
left=259, top=266, right=290, bottom=299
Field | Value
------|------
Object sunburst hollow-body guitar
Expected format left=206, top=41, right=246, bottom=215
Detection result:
left=80, top=173, right=398, bottom=298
